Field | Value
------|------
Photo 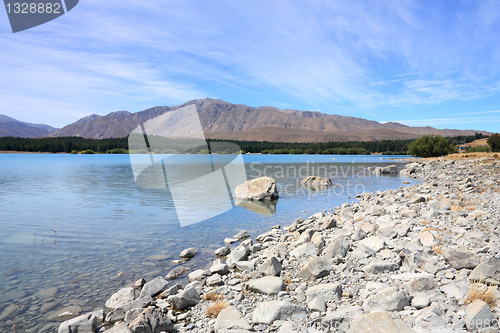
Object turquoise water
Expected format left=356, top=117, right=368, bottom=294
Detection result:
left=0, top=154, right=414, bottom=331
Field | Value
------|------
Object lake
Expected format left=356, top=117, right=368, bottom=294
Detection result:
left=0, top=154, right=416, bottom=331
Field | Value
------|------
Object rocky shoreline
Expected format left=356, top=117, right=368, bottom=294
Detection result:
left=58, top=157, right=499, bottom=333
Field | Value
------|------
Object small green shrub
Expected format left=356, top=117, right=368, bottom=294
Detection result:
left=80, top=149, right=96, bottom=154
left=70, top=150, right=79, bottom=154
left=466, top=146, right=491, bottom=153
left=106, top=148, right=129, bottom=154
left=408, top=135, right=456, bottom=157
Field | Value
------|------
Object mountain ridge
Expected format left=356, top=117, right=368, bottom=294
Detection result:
left=0, top=114, right=57, bottom=138
left=2, top=99, right=489, bottom=141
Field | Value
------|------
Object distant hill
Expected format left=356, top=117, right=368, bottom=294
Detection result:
left=48, top=99, right=487, bottom=142
left=0, top=115, right=56, bottom=138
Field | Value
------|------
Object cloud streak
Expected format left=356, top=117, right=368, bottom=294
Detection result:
left=0, top=0, right=499, bottom=130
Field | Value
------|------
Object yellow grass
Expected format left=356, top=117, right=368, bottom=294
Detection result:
left=432, top=244, right=443, bottom=255
left=467, top=138, right=489, bottom=147
left=203, top=292, right=224, bottom=302
left=284, top=272, right=291, bottom=292
left=206, top=301, right=228, bottom=318
left=464, top=283, right=498, bottom=308
left=407, top=152, right=499, bottom=162
left=444, top=152, right=499, bottom=160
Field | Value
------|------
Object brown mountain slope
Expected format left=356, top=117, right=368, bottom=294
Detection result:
left=206, top=127, right=419, bottom=143
left=49, top=98, right=487, bottom=141
left=0, top=114, right=56, bottom=137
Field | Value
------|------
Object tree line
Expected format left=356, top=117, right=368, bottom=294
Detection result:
left=0, top=133, right=488, bottom=155
left=0, top=136, right=129, bottom=153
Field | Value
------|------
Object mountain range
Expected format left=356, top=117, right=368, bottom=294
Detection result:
left=1, top=99, right=488, bottom=142
left=0, top=115, right=56, bottom=138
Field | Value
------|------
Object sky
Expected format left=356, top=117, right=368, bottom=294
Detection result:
left=0, top=0, right=499, bottom=132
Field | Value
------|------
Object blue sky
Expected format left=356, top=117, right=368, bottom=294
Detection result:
left=0, top=0, right=499, bottom=131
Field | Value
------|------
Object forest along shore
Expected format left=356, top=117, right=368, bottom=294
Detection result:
left=59, top=157, right=499, bottom=333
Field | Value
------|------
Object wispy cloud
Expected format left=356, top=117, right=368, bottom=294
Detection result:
left=0, top=0, right=499, bottom=130
left=390, top=116, right=500, bottom=126
left=461, top=110, right=500, bottom=115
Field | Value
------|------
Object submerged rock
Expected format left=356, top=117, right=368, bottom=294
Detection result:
left=301, top=176, right=332, bottom=188
left=165, top=266, right=190, bottom=280
left=179, top=247, right=198, bottom=259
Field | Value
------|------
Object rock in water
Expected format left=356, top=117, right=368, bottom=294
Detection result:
left=233, top=230, right=250, bottom=241
left=165, top=266, right=190, bottom=280
left=372, top=165, right=398, bottom=175
left=214, top=246, right=231, bottom=256
left=179, top=247, right=198, bottom=259
left=350, top=312, right=416, bottom=333
left=233, top=177, right=279, bottom=201
left=301, top=176, right=332, bottom=188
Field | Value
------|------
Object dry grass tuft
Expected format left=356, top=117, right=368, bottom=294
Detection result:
left=464, top=283, right=498, bottom=308
left=206, top=300, right=228, bottom=318
left=284, top=272, right=291, bottom=291
left=432, top=244, right=443, bottom=255
left=420, top=219, right=431, bottom=225
left=235, top=274, right=251, bottom=282
left=203, top=292, right=224, bottom=302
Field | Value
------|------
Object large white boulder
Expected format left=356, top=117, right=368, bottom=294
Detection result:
left=234, top=177, right=279, bottom=201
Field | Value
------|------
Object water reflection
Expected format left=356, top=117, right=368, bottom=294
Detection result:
left=235, top=199, right=278, bottom=216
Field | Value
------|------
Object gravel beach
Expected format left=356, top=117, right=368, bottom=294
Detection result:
left=57, top=156, right=500, bottom=333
